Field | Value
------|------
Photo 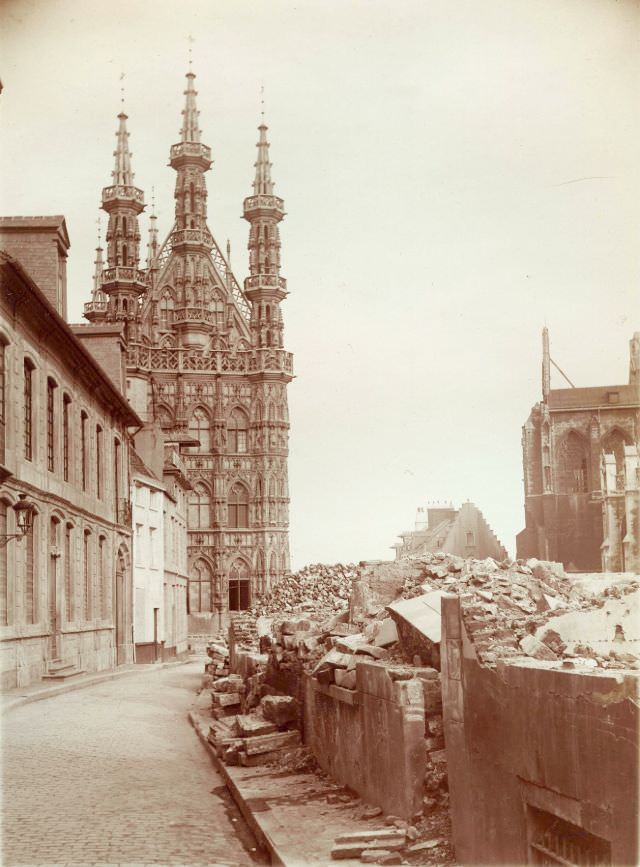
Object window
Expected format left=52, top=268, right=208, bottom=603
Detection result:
left=228, top=409, right=248, bottom=454
left=188, top=558, right=212, bottom=613
left=80, top=412, right=88, bottom=491
left=0, top=501, right=7, bottom=625
left=159, top=291, right=174, bottom=329
left=188, top=407, right=210, bottom=452
left=135, top=524, right=143, bottom=565
left=63, top=395, right=71, bottom=481
left=465, top=531, right=475, bottom=546
left=527, top=805, right=611, bottom=866
left=64, top=523, right=73, bottom=622
left=0, top=341, right=6, bottom=462
left=188, top=484, right=210, bottom=528
left=96, top=425, right=103, bottom=498
left=228, top=559, right=250, bottom=611
left=558, top=432, right=589, bottom=494
left=114, top=438, right=121, bottom=516
left=47, top=378, right=56, bottom=471
left=25, top=516, right=35, bottom=624
left=149, top=527, right=156, bottom=567
left=227, top=483, right=249, bottom=529
left=83, top=531, right=91, bottom=621
left=98, top=536, right=107, bottom=619
left=23, top=359, right=34, bottom=461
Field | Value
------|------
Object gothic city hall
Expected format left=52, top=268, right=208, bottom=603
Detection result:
left=85, top=71, right=292, bottom=631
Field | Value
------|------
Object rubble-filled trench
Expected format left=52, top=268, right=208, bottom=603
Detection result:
left=194, top=555, right=639, bottom=865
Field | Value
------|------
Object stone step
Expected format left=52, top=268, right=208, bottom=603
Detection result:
left=42, top=667, right=86, bottom=681
left=47, top=660, right=75, bottom=673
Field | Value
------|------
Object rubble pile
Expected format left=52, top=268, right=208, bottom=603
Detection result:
left=399, top=553, right=640, bottom=669
left=251, top=562, right=359, bottom=618
left=203, top=635, right=230, bottom=680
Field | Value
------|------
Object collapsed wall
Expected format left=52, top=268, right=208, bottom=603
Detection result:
left=210, top=555, right=640, bottom=864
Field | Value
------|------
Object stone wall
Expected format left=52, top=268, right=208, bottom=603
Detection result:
left=303, top=660, right=427, bottom=820
left=441, top=594, right=640, bottom=866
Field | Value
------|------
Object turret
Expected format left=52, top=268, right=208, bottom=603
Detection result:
left=84, top=230, right=108, bottom=323
left=243, top=121, right=287, bottom=350
left=630, top=332, right=640, bottom=388
left=98, top=108, right=146, bottom=331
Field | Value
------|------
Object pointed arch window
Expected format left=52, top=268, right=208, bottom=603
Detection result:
left=160, top=291, right=174, bottom=329
left=228, top=483, right=249, bottom=529
left=47, top=377, right=57, bottom=472
left=228, top=408, right=248, bottom=454
left=558, top=432, right=589, bottom=494
left=188, top=558, right=212, bottom=614
left=63, top=394, right=71, bottom=482
left=228, top=558, right=250, bottom=611
left=25, top=512, right=36, bottom=624
left=189, top=407, right=210, bottom=452
left=188, top=483, right=211, bottom=528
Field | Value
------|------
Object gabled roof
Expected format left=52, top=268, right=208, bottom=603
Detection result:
left=0, top=251, right=141, bottom=426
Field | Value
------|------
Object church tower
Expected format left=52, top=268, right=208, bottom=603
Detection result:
left=86, top=70, right=294, bottom=631
left=85, top=109, right=146, bottom=336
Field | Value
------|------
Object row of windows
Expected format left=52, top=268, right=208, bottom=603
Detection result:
left=188, top=556, right=283, bottom=614
left=0, top=502, right=112, bottom=628
left=0, top=343, right=124, bottom=507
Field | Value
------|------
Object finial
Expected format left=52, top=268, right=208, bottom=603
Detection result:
left=120, top=71, right=125, bottom=109
left=151, top=185, right=156, bottom=217
left=96, top=216, right=102, bottom=249
left=226, top=238, right=231, bottom=262
left=260, top=84, right=265, bottom=122
left=188, top=33, right=194, bottom=69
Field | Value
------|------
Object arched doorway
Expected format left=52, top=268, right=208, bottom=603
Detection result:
left=228, top=558, right=251, bottom=611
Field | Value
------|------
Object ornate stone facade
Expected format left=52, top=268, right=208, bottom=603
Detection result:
left=84, top=72, right=293, bottom=631
left=517, top=329, right=640, bottom=571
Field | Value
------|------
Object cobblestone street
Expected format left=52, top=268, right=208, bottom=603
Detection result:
left=2, top=663, right=261, bottom=867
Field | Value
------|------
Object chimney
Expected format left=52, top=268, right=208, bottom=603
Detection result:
left=0, top=216, right=70, bottom=318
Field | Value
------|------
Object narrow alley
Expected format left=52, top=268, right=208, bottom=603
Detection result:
left=2, top=663, right=262, bottom=867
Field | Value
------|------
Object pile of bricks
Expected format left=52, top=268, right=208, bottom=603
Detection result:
left=204, top=636, right=230, bottom=679
left=206, top=676, right=301, bottom=767
left=251, top=562, right=359, bottom=618
left=399, top=553, right=640, bottom=669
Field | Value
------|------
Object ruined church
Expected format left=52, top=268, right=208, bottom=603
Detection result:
left=82, top=70, right=292, bottom=630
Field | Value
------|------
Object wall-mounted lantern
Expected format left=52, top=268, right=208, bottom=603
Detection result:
left=0, top=494, right=36, bottom=547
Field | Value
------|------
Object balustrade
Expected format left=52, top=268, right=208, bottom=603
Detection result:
left=126, top=345, right=293, bottom=375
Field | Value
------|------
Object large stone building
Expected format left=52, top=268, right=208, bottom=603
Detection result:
left=392, top=501, right=508, bottom=561
left=517, top=328, right=640, bottom=571
left=82, top=70, right=293, bottom=632
left=0, top=219, right=140, bottom=688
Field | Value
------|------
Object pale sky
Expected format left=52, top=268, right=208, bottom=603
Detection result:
left=1, top=0, right=639, bottom=569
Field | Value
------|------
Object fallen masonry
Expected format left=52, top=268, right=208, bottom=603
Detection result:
left=194, top=555, right=639, bottom=865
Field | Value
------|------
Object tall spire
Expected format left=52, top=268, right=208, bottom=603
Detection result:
left=181, top=71, right=201, bottom=143
left=146, top=188, right=159, bottom=270
left=542, top=327, right=550, bottom=401
left=113, top=111, right=134, bottom=186
left=253, top=123, right=274, bottom=195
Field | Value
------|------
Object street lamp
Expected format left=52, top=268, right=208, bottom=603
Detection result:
left=0, top=494, right=36, bottom=547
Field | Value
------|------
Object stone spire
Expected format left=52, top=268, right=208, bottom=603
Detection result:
left=112, top=111, right=134, bottom=186
left=92, top=240, right=105, bottom=295
left=253, top=124, right=274, bottom=195
left=91, top=103, right=146, bottom=331
left=146, top=190, right=159, bottom=271
left=180, top=71, right=201, bottom=143
left=542, top=327, right=551, bottom=401
left=243, top=119, right=287, bottom=350
left=630, top=332, right=640, bottom=387
left=84, top=227, right=108, bottom=323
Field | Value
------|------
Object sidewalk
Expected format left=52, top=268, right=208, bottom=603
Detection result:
left=190, top=707, right=368, bottom=867
left=1, top=657, right=192, bottom=716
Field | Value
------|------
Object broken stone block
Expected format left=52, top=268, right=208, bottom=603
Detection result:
left=519, top=634, right=558, bottom=661
left=335, top=830, right=406, bottom=846
left=334, top=669, right=357, bottom=689
left=335, top=633, right=367, bottom=653
left=281, top=618, right=312, bottom=635
left=313, top=648, right=352, bottom=672
left=360, top=849, right=391, bottom=864
left=244, top=729, right=301, bottom=755
left=260, top=694, right=299, bottom=726
left=234, top=714, right=278, bottom=737
left=373, top=618, right=398, bottom=648
left=360, top=805, right=383, bottom=820
left=354, top=644, right=389, bottom=660
left=212, top=692, right=242, bottom=708
left=331, top=843, right=368, bottom=860
left=315, top=665, right=335, bottom=685
left=212, top=674, right=244, bottom=694
left=408, top=839, right=442, bottom=852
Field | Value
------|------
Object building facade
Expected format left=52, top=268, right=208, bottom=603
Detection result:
left=517, top=329, right=640, bottom=571
left=0, top=222, right=140, bottom=689
left=392, top=501, right=508, bottom=561
left=83, top=70, right=293, bottom=632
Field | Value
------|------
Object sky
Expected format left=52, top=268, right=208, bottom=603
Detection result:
left=1, top=0, right=639, bottom=569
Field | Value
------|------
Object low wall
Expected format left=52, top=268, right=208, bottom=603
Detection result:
left=303, top=660, right=426, bottom=819
left=441, top=594, right=640, bottom=866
